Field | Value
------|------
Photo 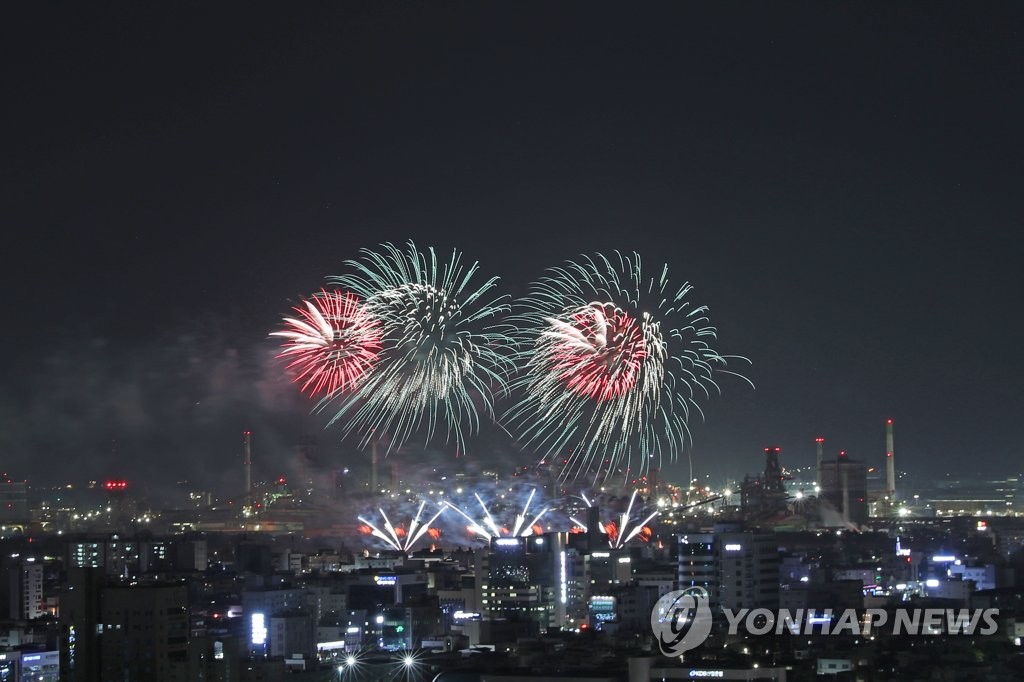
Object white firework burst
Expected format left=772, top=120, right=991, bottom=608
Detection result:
left=357, top=502, right=446, bottom=554
left=570, top=490, right=659, bottom=549
left=326, top=241, right=512, bottom=452
left=444, top=489, right=549, bottom=540
left=506, top=252, right=752, bottom=482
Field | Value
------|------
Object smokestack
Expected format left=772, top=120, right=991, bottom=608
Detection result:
left=242, top=431, right=252, bottom=496
left=837, top=450, right=849, bottom=525
left=885, top=418, right=896, bottom=503
left=841, top=466, right=850, bottom=526
left=815, top=437, right=825, bottom=487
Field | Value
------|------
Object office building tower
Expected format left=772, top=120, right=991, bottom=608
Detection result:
left=678, top=525, right=779, bottom=612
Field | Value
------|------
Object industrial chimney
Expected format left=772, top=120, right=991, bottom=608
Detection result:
left=815, top=437, right=825, bottom=487
left=242, top=430, right=253, bottom=497
left=885, top=418, right=896, bottom=504
left=839, top=450, right=850, bottom=526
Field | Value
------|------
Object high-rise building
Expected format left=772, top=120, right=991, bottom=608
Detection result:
left=67, top=542, right=105, bottom=569
left=677, top=535, right=715, bottom=595
left=59, top=567, right=104, bottom=682
left=140, top=539, right=207, bottom=573
left=66, top=539, right=141, bottom=577
left=678, top=525, right=780, bottom=612
left=0, top=480, right=28, bottom=525
left=60, top=572, right=192, bottom=682
left=99, top=582, right=190, bottom=681
left=475, top=534, right=566, bottom=633
left=7, top=560, right=44, bottom=620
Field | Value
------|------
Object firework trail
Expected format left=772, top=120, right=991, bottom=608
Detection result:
left=357, top=501, right=446, bottom=554
left=326, top=242, right=511, bottom=453
left=570, top=490, right=658, bottom=549
left=444, top=488, right=549, bottom=540
left=271, top=290, right=382, bottom=399
left=505, top=252, right=751, bottom=482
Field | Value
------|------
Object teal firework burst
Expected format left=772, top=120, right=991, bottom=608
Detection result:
left=505, top=252, right=752, bottom=482
left=325, top=242, right=512, bottom=452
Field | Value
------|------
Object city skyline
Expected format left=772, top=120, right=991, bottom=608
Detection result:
left=3, top=3, right=1022, bottom=487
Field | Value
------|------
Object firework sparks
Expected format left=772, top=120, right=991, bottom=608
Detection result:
left=570, top=489, right=658, bottom=549
left=444, top=489, right=549, bottom=539
left=544, top=303, right=647, bottom=401
left=506, top=252, right=752, bottom=481
left=326, top=241, right=511, bottom=452
left=271, top=289, right=382, bottom=398
left=357, top=502, right=446, bottom=554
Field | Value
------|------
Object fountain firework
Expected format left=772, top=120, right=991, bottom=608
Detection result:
left=357, top=501, right=445, bottom=554
left=570, top=489, right=658, bottom=549
left=444, top=488, right=549, bottom=540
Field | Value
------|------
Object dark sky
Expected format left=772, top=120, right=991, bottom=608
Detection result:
left=2, top=2, right=1022, bottom=494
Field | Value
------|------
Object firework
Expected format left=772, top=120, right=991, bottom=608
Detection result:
left=444, top=489, right=548, bottom=539
left=327, top=242, right=511, bottom=452
left=505, top=252, right=751, bottom=481
left=271, top=289, right=382, bottom=398
left=357, top=502, right=446, bottom=554
left=570, top=490, right=658, bottom=549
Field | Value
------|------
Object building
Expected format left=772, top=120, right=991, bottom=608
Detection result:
left=99, top=581, right=190, bottom=681
left=475, top=535, right=566, bottom=633
left=0, top=650, right=59, bottom=681
left=269, top=611, right=315, bottom=658
left=242, top=587, right=308, bottom=655
left=60, top=572, right=192, bottom=682
left=66, top=538, right=141, bottom=577
left=0, top=480, right=28, bottom=526
left=59, top=568, right=104, bottom=682
left=819, top=452, right=868, bottom=527
left=926, top=477, right=1022, bottom=517
left=6, top=560, right=44, bottom=620
left=141, top=538, right=207, bottom=573
left=67, top=541, right=106, bottom=569
left=678, top=525, right=780, bottom=612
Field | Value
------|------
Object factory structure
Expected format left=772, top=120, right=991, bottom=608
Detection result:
left=739, top=419, right=900, bottom=530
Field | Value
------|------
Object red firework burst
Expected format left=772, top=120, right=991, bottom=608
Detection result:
left=272, top=290, right=382, bottom=398
left=546, top=303, right=646, bottom=401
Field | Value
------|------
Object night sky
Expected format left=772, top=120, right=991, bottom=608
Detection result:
left=3, top=3, right=1022, bottom=494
